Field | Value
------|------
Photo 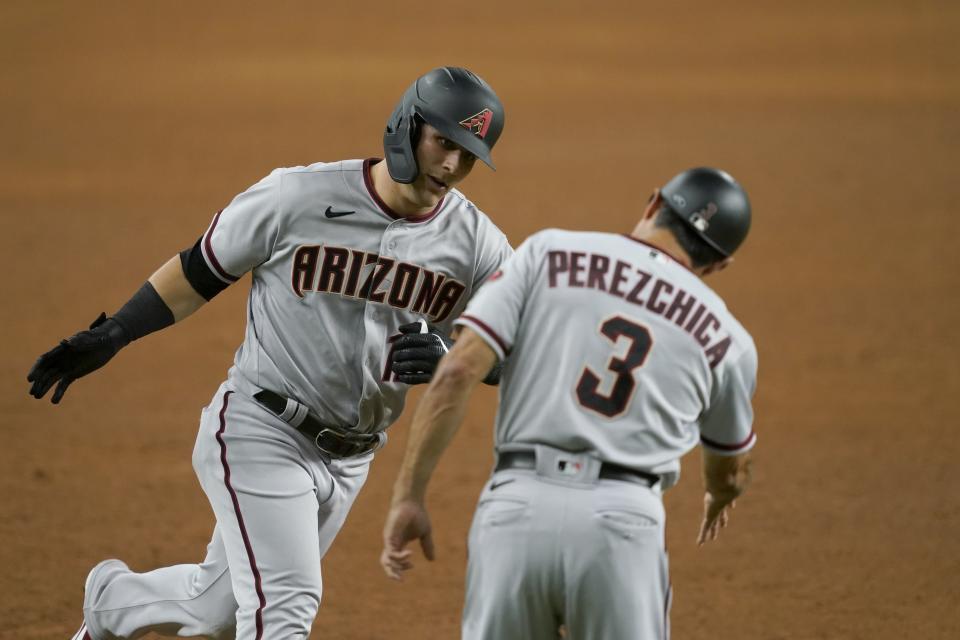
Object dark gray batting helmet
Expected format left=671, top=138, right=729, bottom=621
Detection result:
left=660, top=167, right=752, bottom=256
left=383, top=67, right=505, bottom=184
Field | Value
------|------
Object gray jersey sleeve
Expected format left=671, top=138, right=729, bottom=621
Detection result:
left=455, top=232, right=541, bottom=361
left=472, top=223, right=514, bottom=291
left=201, top=168, right=284, bottom=283
left=698, top=342, right=758, bottom=456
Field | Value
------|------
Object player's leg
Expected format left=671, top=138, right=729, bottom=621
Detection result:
left=193, top=389, right=328, bottom=639
left=563, top=483, right=670, bottom=640
left=316, top=452, right=373, bottom=559
left=81, top=525, right=238, bottom=639
left=194, top=388, right=373, bottom=639
left=79, top=383, right=373, bottom=640
left=462, top=475, right=562, bottom=640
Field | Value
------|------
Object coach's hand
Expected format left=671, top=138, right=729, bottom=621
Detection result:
left=696, top=492, right=736, bottom=546
left=391, top=321, right=453, bottom=385
left=381, top=498, right=435, bottom=581
left=27, top=313, right=131, bottom=404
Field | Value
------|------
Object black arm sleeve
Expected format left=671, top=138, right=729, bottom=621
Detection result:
left=112, top=282, right=175, bottom=342
left=179, top=237, right=230, bottom=301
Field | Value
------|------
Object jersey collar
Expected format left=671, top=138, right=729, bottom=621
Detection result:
left=620, top=234, right=696, bottom=274
left=363, top=158, right=444, bottom=224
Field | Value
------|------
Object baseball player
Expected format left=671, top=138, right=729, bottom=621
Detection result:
left=27, top=66, right=512, bottom=640
left=381, top=167, right=757, bottom=639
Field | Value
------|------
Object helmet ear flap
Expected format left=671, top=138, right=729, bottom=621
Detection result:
left=409, top=113, right=423, bottom=152
left=383, top=106, right=420, bottom=184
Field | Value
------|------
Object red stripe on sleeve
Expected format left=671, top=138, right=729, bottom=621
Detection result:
left=203, top=210, right=240, bottom=283
left=700, top=431, right=756, bottom=452
left=458, top=314, right=510, bottom=356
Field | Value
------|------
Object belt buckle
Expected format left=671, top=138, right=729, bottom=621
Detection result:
left=314, top=425, right=380, bottom=458
left=314, top=428, right=341, bottom=457
left=315, top=428, right=368, bottom=458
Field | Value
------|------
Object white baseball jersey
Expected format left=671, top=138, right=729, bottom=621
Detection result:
left=455, top=228, right=757, bottom=487
left=201, top=158, right=512, bottom=433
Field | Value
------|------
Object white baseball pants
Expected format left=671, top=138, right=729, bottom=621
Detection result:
left=81, top=381, right=372, bottom=639
left=462, top=449, right=671, bottom=640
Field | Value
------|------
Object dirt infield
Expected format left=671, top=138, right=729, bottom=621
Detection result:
left=2, top=1, right=958, bottom=638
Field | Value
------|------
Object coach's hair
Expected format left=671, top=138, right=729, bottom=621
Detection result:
left=654, top=203, right=726, bottom=269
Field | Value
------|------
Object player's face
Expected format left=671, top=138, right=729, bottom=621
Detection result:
left=411, top=124, right=477, bottom=204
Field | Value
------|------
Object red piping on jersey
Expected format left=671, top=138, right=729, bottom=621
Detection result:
left=620, top=235, right=696, bottom=275
left=458, top=314, right=510, bottom=356
left=663, top=581, right=673, bottom=640
left=204, top=210, right=240, bottom=283
left=362, top=158, right=444, bottom=223
left=215, top=391, right=266, bottom=639
left=700, top=430, right=756, bottom=452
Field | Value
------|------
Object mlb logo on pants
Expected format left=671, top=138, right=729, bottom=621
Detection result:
left=556, top=459, right=583, bottom=476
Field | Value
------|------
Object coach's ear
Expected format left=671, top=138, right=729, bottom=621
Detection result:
left=642, top=189, right=662, bottom=220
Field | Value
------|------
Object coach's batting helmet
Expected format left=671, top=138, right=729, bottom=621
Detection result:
left=383, top=67, right=505, bottom=184
left=660, top=167, right=752, bottom=256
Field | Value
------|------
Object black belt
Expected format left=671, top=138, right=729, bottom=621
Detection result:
left=253, top=390, right=381, bottom=458
left=495, top=451, right=660, bottom=487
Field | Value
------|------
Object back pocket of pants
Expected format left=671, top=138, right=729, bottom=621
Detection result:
left=595, top=509, right=658, bottom=540
left=477, top=497, right=530, bottom=527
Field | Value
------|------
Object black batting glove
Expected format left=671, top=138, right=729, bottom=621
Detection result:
left=27, top=312, right=131, bottom=404
left=391, top=321, right=453, bottom=385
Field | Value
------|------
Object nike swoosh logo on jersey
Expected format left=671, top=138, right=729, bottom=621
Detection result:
left=490, top=478, right=515, bottom=491
left=325, top=206, right=356, bottom=218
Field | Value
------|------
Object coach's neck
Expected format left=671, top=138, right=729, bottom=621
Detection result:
left=628, top=190, right=694, bottom=268
left=630, top=189, right=736, bottom=279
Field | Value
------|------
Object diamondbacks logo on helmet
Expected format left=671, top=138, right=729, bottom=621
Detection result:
left=460, top=108, right=494, bottom=138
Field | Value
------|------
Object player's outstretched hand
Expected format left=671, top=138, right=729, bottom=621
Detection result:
left=27, top=313, right=130, bottom=404
left=391, top=321, right=453, bottom=385
left=697, top=492, right=736, bottom=546
left=381, top=499, right=435, bottom=581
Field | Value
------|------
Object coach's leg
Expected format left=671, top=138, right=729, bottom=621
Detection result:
left=82, top=525, right=237, bottom=639
left=564, top=484, right=669, bottom=640
left=462, top=475, right=561, bottom=640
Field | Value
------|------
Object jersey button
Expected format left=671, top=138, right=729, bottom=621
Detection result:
left=388, top=241, right=397, bottom=250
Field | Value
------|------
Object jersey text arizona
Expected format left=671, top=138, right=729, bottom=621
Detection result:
left=291, top=244, right=467, bottom=322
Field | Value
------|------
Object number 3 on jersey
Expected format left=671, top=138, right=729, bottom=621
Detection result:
left=575, top=316, right=653, bottom=418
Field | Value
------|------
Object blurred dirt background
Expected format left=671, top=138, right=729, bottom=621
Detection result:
left=2, top=1, right=958, bottom=638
